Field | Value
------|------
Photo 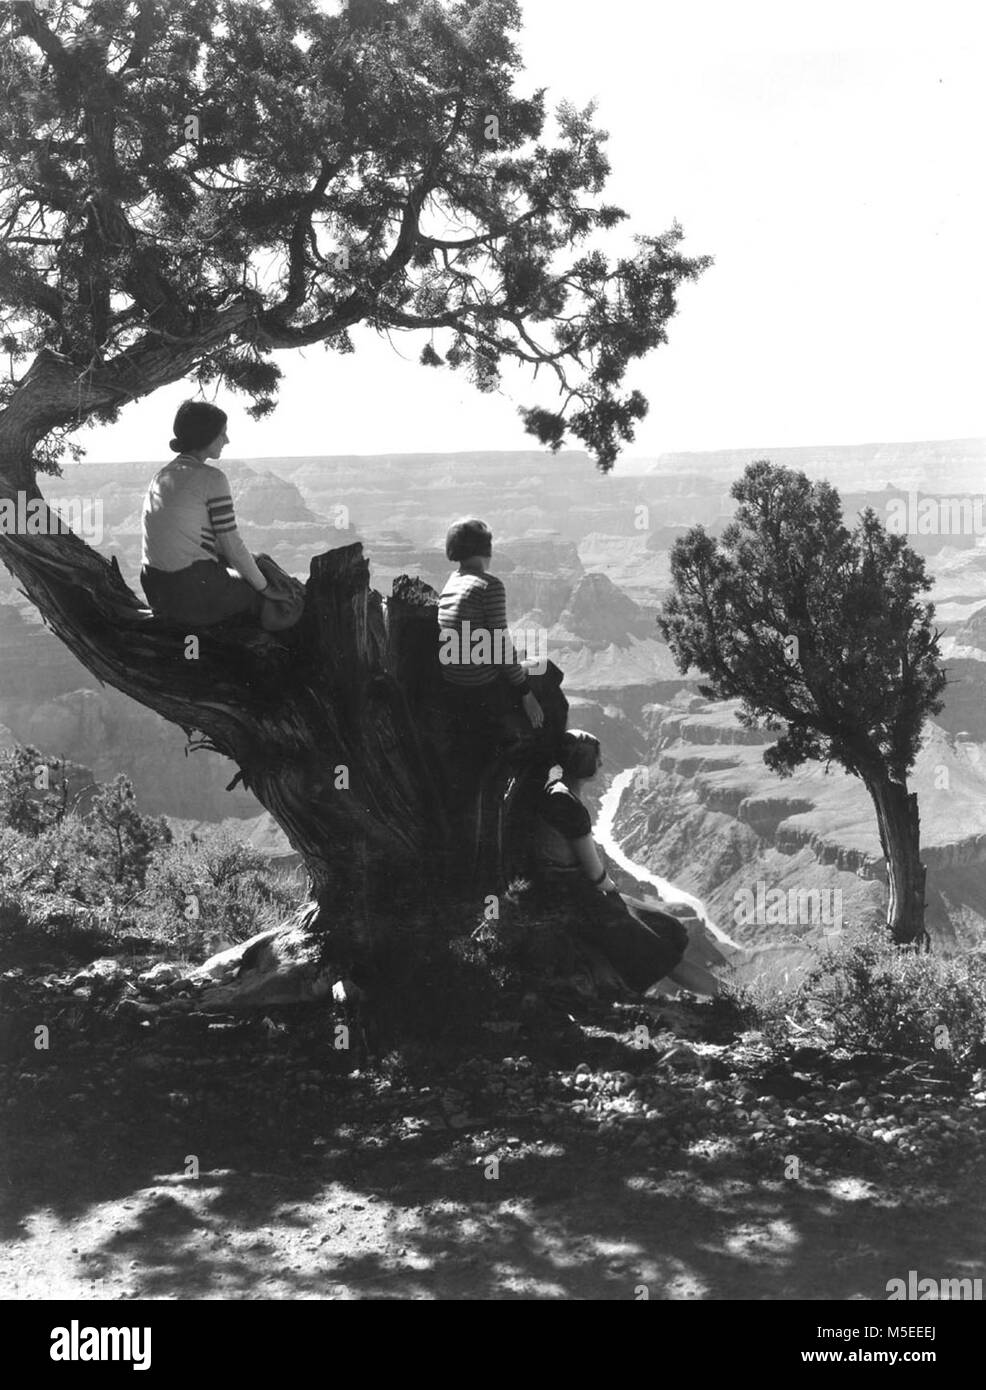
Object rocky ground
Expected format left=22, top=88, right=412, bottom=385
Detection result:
left=2, top=951, right=985, bottom=1301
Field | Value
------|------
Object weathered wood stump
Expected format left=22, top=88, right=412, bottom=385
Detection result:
left=0, top=513, right=570, bottom=960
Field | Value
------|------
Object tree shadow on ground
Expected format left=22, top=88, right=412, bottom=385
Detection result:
left=2, top=1015, right=983, bottom=1300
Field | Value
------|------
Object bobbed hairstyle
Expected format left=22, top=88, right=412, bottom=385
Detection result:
left=558, top=728, right=601, bottom=781
left=446, top=517, right=492, bottom=562
left=170, top=400, right=227, bottom=454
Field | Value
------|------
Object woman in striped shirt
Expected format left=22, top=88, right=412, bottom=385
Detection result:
left=438, top=517, right=544, bottom=736
left=140, top=401, right=273, bottom=627
left=436, top=519, right=544, bottom=864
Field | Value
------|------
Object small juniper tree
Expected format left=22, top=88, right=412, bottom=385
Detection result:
left=89, top=772, right=170, bottom=887
left=659, top=460, right=946, bottom=947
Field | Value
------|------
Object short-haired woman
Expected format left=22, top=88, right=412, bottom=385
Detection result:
left=438, top=518, right=545, bottom=840
left=438, top=517, right=543, bottom=732
left=140, top=401, right=294, bottom=628
left=535, top=730, right=724, bottom=995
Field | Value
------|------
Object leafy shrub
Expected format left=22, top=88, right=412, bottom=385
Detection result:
left=142, top=829, right=302, bottom=958
left=0, top=882, right=108, bottom=963
left=791, top=928, right=986, bottom=1067
left=0, top=746, right=74, bottom=834
left=710, top=976, right=791, bottom=1045
left=0, top=762, right=297, bottom=962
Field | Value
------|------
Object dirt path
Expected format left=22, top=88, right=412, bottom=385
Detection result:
left=5, top=1144, right=983, bottom=1301
left=3, top=1000, right=983, bottom=1300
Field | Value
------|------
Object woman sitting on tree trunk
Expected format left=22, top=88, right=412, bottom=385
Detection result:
left=438, top=517, right=544, bottom=739
left=437, top=518, right=545, bottom=830
left=140, top=401, right=302, bottom=631
left=534, top=730, right=725, bottom=995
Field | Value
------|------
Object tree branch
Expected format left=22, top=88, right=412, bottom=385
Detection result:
left=120, top=0, right=156, bottom=74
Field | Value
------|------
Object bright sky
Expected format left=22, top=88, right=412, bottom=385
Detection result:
left=82, top=0, right=986, bottom=465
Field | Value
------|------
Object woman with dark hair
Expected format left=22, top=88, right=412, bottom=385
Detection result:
left=140, top=401, right=301, bottom=629
left=534, top=730, right=725, bottom=995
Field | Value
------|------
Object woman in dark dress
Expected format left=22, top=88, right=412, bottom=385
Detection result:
left=534, top=730, right=724, bottom=994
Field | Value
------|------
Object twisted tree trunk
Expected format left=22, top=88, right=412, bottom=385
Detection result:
left=0, top=470, right=568, bottom=960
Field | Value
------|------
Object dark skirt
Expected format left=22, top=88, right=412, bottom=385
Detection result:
left=539, top=867, right=688, bottom=992
left=141, top=560, right=263, bottom=628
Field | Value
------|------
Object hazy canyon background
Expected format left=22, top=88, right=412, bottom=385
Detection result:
left=5, top=439, right=986, bottom=954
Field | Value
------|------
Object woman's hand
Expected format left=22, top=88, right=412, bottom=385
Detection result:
left=596, top=874, right=619, bottom=895
left=522, top=691, right=544, bottom=728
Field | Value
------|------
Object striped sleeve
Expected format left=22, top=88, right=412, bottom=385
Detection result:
left=483, top=575, right=528, bottom=688
left=204, top=470, right=238, bottom=535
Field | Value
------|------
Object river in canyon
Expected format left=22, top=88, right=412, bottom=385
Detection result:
left=595, top=767, right=743, bottom=954
left=595, top=768, right=816, bottom=990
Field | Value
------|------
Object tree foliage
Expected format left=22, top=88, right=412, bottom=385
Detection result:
left=89, top=771, right=171, bottom=885
left=658, top=460, right=947, bottom=782
left=0, top=0, right=711, bottom=472
left=0, top=744, right=73, bottom=832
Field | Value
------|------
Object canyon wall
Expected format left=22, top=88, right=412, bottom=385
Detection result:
left=612, top=698, right=986, bottom=952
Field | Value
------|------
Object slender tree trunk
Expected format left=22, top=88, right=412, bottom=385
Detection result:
left=862, top=771, right=928, bottom=948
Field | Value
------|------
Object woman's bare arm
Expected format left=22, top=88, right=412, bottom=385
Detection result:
left=215, top=528, right=269, bottom=590
left=205, top=473, right=269, bottom=591
left=571, top=834, right=618, bottom=892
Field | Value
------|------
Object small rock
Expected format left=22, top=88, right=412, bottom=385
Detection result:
left=70, top=958, right=127, bottom=986
left=138, top=962, right=184, bottom=988
left=662, top=1046, right=703, bottom=1073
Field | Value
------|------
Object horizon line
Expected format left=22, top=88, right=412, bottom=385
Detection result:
left=71, top=433, right=986, bottom=467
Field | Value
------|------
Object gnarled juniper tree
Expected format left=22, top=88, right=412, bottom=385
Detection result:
left=659, top=460, right=946, bottom=947
left=0, top=0, right=709, bottom=946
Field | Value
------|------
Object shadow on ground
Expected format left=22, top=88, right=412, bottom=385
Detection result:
left=2, top=1013, right=982, bottom=1300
